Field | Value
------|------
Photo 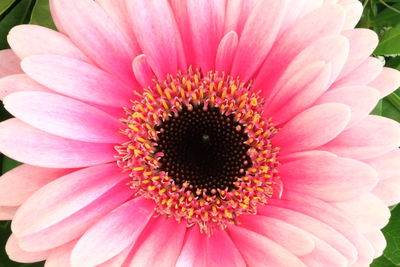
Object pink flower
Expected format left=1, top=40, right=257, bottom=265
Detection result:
left=1, top=0, right=400, bottom=266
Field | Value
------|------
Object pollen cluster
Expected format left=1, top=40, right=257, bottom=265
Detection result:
left=116, top=69, right=280, bottom=234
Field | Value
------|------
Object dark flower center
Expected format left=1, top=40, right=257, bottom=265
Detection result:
left=155, top=103, right=252, bottom=196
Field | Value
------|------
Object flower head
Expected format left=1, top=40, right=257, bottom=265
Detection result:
left=0, top=0, right=400, bottom=266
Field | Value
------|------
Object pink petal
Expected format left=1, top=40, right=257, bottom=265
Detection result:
left=372, top=176, right=400, bottom=206
left=238, top=214, right=315, bottom=256
left=21, top=55, right=133, bottom=107
left=97, top=243, right=134, bottom=267
left=186, top=0, right=225, bottom=72
left=332, top=57, right=383, bottom=88
left=279, top=153, right=378, bottom=202
left=6, top=234, right=49, bottom=263
left=12, top=164, right=127, bottom=236
left=228, top=225, right=306, bottom=267
left=364, top=231, right=386, bottom=258
left=0, top=164, right=74, bottom=206
left=272, top=103, right=351, bottom=155
left=15, top=178, right=133, bottom=251
left=125, top=0, right=185, bottom=78
left=315, top=86, right=380, bottom=128
left=4, top=91, right=125, bottom=143
left=269, top=190, right=375, bottom=266
left=339, top=0, right=363, bottom=30
left=175, top=226, right=206, bottom=267
left=320, top=115, right=400, bottom=160
left=44, top=240, right=76, bottom=267
left=215, top=31, right=238, bottom=73
left=205, top=229, right=246, bottom=267
left=0, top=49, right=22, bottom=78
left=224, top=0, right=258, bottom=35
left=254, top=4, right=345, bottom=95
left=258, top=205, right=357, bottom=264
left=338, top=29, right=378, bottom=80
left=0, top=74, right=50, bottom=101
left=0, top=119, right=115, bottom=168
left=8, top=25, right=88, bottom=61
left=71, top=197, right=155, bottom=267
left=49, top=0, right=136, bottom=84
left=127, top=217, right=186, bottom=267
left=0, top=206, right=18, bottom=220
left=365, top=150, right=400, bottom=180
left=299, top=238, right=347, bottom=267
left=231, top=0, right=288, bottom=81
left=332, top=193, right=390, bottom=233
left=368, top=67, right=400, bottom=97
left=270, top=63, right=331, bottom=125
left=132, top=54, right=155, bottom=89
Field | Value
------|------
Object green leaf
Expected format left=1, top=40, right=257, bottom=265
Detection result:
left=0, top=0, right=17, bottom=16
left=381, top=205, right=400, bottom=265
left=371, top=99, right=383, bottom=115
left=381, top=95, right=400, bottom=123
left=371, top=255, right=398, bottom=267
left=375, top=23, right=400, bottom=55
left=29, top=0, right=56, bottom=30
left=1, top=156, right=21, bottom=173
left=371, top=3, right=400, bottom=27
left=0, top=0, right=34, bottom=49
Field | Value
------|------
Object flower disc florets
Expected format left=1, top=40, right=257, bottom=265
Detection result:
left=116, top=69, right=280, bottom=234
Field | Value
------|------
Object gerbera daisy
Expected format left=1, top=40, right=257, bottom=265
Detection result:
left=1, top=0, right=400, bottom=266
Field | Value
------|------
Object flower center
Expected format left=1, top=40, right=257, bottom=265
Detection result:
left=155, top=103, right=252, bottom=196
left=116, top=69, right=280, bottom=234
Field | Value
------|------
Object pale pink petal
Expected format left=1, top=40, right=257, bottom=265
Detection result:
left=320, top=115, right=400, bottom=160
left=228, top=225, right=306, bottom=267
left=332, top=57, right=383, bottom=88
left=21, top=55, right=133, bottom=107
left=8, top=25, right=88, bottom=61
left=12, top=164, right=127, bottom=236
left=0, top=49, right=22, bottom=78
left=0, top=74, right=50, bottom=101
left=239, top=214, right=315, bottom=256
left=205, top=229, right=246, bottom=267
left=315, top=86, right=380, bottom=128
left=272, top=103, right=351, bottom=155
left=339, top=0, right=363, bottom=30
left=215, top=31, right=238, bottom=73
left=365, top=150, right=400, bottom=180
left=231, top=0, right=288, bottom=81
left=372, top=176, right=400, bottom=206
left=279, top=153, right=378, bottom=202
left=95, top=0, right=141, bottom=56
left=338, top=29, right=379, bottom=80
left=132, top=54, right=155, bottom=89
left=258, top=205, right=357, bottom=264
left=127, top=217, right=186, bottom=267
left=49, top=0, right=136, bottom=84
left=97, top=243, right=134, bottom=267
left=254, top=4, right=345, bottom=95
left=186, top=0, right=225, bottom=72
left=332, top=193, right=390, bottom=233
left=4, top=91, right=125, bottom=143
left=6, top=234, right=49, bottom=263
left=71, top=197, right=155, bottom=267
left=15, top=179, right=133, bottom=251
left=126, top=0, right=185, bottom=78
left=269, top=190, right=375, bottom=266
left=0, top=206, right=18, bottom=220
left=175, top=226, right=207, bottom=267
left=44, top=241, right=76, bottom=267
left=278, top=0, right=306, bottom=34
left=271, top=63, right=332, bottom=125
left=0, top=164, right=74, bottom=206
left=0, top=119, right=115, bottom=168
left=364, top=231, right=386, bottom=258
left=299, top=238, right=347, bottom=267
left=224, top=0, right=258, bottom=35
left=368, top=67, right=400, bottom=97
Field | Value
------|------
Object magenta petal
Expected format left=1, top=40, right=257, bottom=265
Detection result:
left=0, top=119, right=115, bottom=168
left=215, top=31, right=238, bottom=73
left=4, top=91, right=125, bottom=143
left=175, top=226, right=207, bottom=267
left=71, top=197, right=155, bottom=267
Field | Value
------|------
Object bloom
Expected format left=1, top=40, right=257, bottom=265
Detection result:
left=0, top=0, right=400, bottom=265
